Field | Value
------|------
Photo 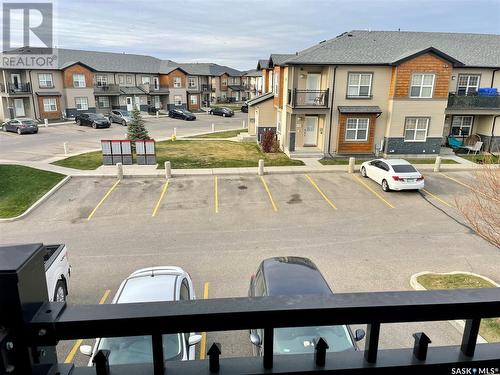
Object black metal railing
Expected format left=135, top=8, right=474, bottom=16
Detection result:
left=201, top=84, right=214, bottom=92
left=0, top=82, right=32, bottom=94
left=2, top=243, right=500, bottom=375
left=291, top=88, right=329, bottom=107
left=93, top=84, right=120, bottom=94
left=447, top=93, right=500, bottom=109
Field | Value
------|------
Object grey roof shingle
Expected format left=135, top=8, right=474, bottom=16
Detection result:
left=174, top=63, right=243, bottom=76
left=338, top=106, right=382, bottom=114
left=243, top=69, right=262, bottom=77
left=269, top=54, right=295, bottom=66
left=247, top=92, right=274, bottom=106
left=257, top=59, right=269, bottom=69
left=285, top=30, right=500, bottom=68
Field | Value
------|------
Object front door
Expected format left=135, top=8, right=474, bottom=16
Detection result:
left=306, top=73, right=320, bottom=104
left=304, top=116, right=318, bottom=146
left=11, top=74, right=21, bottom=90
left=134, top=96, right=140, bottom=110
left=14, top=99, right=25, bottom=117
left=126, top=97, right=133, bottom=111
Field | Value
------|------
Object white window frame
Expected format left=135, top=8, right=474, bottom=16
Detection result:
left=174, top=77, right=182, bottom=88
left=345, top=118, right=369, bottom=141
left=457, top=74, right=480, bottom=96
left=451, top=115, right=474, bottom=136
left=141, top=76, right=150, bottom=85
left=347, top=73, right=372, bottom=98
left=75, top=97, right=89, bottom=110
left=188, top=77, right=196, bottom=88
left=404, top=117, right=429, bottom=142
left=38, top=73, right=53, bottom=88
left=95, top=75, right=108, bottom=87
left=118, top=75, right=125, bottom=85
left=126, top=75, right=133, bottom=84
left=409, top=73, right=435, bottom=98
left=73, top=73, right=86, bottom=88
left=190, top=95, right=198, bottom=105
left=43, top=98, right=57, bottom=112
left=221, top=78, right=227, bottom=86
left=174, top=95, right=182, bottom=106
left=97, top=96, right=110, bottom=108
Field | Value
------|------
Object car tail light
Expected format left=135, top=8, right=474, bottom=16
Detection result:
left=392, top=176, right=402, bottom=181
left=417, top=176, right=424, bottom=181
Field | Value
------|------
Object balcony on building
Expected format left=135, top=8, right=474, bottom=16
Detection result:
left=289, top=88, right=329, bottom=108
left=201, top=84, right=215, bottom=92
left=0, top=82, right=32, bottom=95
left=139, top=83, right=170, bottom=94
left=93, top=83, right=121, bottom=96
left=446, top=88, right=500, bottom=114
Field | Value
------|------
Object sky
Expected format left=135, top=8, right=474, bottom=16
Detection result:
left=25, top=0, right=500, bottom=70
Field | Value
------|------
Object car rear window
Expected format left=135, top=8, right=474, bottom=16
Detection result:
left=392, top=165, right=417, bottom=173
left=21, top=120, right=37, bottom=125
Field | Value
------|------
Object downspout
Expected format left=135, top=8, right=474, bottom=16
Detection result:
left=490, top=69, right=499, bottom=88
left=28, top=70, right=38, bottom=120
left=489, top=115, right=500, bottom=153
left=327, top=66, right=337, bottom=158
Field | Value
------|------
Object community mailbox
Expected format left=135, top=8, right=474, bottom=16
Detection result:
left=136, top=139, right=156, bottom=165
left=101, top=140, right=133, bottom=165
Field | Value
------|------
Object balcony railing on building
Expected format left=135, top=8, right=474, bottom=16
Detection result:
left=201, top=84, right=215, bottom=92
left=290, top=88, right=329, bottom=108
left=447, top=92, right=500, bottom=110
left=93, top=84, right=120, bottom=95
left=0, top=82, right=32, bottom=94
left=2, top=243, right=500, bottom=375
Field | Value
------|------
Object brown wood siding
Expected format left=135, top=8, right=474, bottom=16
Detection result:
left=388, top=66, right=397, bottom=97
left=393, top=53, right=452, bottom=98
left=162, top=69, right=186, bottom=88
left=273, top=66, right=281, bottom=108
left=62, top=64, right=93, bottom=88
left=37, top=96, right=61, bottom=119
left=188, top=94, right=200, bottom=111
left=337, top=113, right=377, bottom=154
left=220, top=73, right=228, bottom=91
left=159, top=74, right=170, bottom=88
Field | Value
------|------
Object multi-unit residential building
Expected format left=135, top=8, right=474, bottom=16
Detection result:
left=0, top=48, right=248, bottom=121
left=242, top=69, right=263, bottom=100
left=248, top=31, right=500, bottom=157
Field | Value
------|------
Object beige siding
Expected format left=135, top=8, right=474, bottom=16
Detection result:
left=449, top=68, right=500, bottom=93
left=31, top=70, right=63, bottom=91
left=64, top=88, right=96, bottom=108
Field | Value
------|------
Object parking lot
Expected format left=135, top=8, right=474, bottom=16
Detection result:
left=0, top=112, right=246, bottom=162
left=1, top=170, right=499, bottom=366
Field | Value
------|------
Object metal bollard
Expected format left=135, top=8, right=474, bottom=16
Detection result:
left=156, top=111, right=159, bottom=118
left=116, top=163, right=123, bottom=180
left=434, top=156, right=442, bottom=172
left=242, top=120, right=246, bottom=129
left=348, top=157, right=355, bottom=174
left=44, top=118, right=49, bottom=127
left=258, top=159, right=264, bottom=176
left=63, top=142, right=68, bottom=155
left=165, top=161, right=171, bottom=179
left=211, top=123, right=215, bottom=132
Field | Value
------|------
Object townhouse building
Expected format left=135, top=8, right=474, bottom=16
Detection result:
left=242, top=69, right=263, bottom=99
left=0, top=48, right=245, bottom=121
left=249, top=31, right=500, bottom=157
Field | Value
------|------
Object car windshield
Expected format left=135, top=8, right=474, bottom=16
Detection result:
left=98, top=334, right=182, bottom=365
left=180, top=109, right=193, bottom=115
left=88, top=114, right=105, bottom=119
left=392, top=165, right=417, bottom=173
left=118, top=111, right=130, bottom=116
left=274, top=325, right=354, bottom=355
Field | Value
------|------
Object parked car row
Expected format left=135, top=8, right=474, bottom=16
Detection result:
left=80, top=257, right=365, bottom=366
left=1, top=118, right=39, bottom=134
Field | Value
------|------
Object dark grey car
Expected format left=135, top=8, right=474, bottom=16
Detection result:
left=2, top=118, right=39, bottom=135
left=108, top=110, right=132, bottom=126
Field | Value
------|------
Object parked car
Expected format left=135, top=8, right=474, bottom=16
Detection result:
left=209, top=107, right=234, bottom=117
left=360, top=158, right=424, bottom=192
left=75, top=113, right=111, bottom=129
left=248, top=257, right=365, bottom=356
left=1, top=118, right=38, bottom=134
left=80, top=267, right=201, bottom=365
left=44, top=244, right=71, bottom=302
left=108, top=110, right=132, bottom=126
left=168, top=108, right=196, bottom=121
left=241, top=103, right=248, bottom=113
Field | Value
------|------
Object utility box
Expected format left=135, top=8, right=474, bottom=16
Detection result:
left=136, top=139, right=156, bottom=165
left=101, top=140, right=133, bottom=165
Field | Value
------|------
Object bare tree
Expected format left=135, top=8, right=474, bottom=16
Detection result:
left=455, top=158, right=500, bottom=247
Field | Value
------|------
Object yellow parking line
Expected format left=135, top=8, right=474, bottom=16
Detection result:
left=214, top=176, right=219, bottom=213
left=152, top=179, right=170, bottom=217
left=421, top=188, right=454, bottom=208
left=199, top=282, right=209, bottom=360
left=87, top=179, right=120, bottom=220
left=353, top=175, right=395, bottom=209
left=305, top=175, right=337, bottom=210
left=440, top=172, right=499, bottom=203
left=64, top=289, right=111, bottom=363
left=260, top=176, right=278, bottom=212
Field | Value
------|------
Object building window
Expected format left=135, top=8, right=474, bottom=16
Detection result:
left=404, top=117, right=429, bottom=141
left=97, top=96, right=110, bottom=108
left=345, top=118, right=369, bottom=141
left=75, top=97, right=89, bottom=110
left=174, top=95, right=182, bottom=105
left=96, top=75, right=108, bottom=86
left=43, top=98, right=57, bottom=112
left=188, top=77, right=196, bottom=88
left=410, top=74, right=435, bottom=98
left=347, top=73, right=372, bottom=97
left=118, top=75, right=125, bottom=85
left=174, top=77, right=182, bottom=88
left=73, top=74, right=86, bottom=88
left=457, top=75, right=480, bottom=96
left=451, top=115, right=473, bottom=136
left=190, top=95, right=198, bottom=105
left=126, top=76, right=133, bottom=84
left=38, top=73, right=53, bottom=88
left=141, top=76, right=150, bottom=85
left=221, top=78, right=227, bottom=86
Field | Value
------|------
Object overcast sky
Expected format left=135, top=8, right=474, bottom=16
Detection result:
left=50, top=0, right=500, bottom=70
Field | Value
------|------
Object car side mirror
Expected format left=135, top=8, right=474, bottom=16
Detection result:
left=188, top=334, right=202, bottom=346
left=250, top=332, right=262, bottom=347
left=79, top=345, right=93, bottom=356
left=355, top=328, right=366, bottom=341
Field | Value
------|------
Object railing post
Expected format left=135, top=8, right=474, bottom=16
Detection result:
left=348, top=157, right=355, bottom=173
left=434, top=156, right=442, bottom=172
left=152, top=333, right=164, bottom=375
left=461, top=318, right=481, bottom=357
left=263, top=327, right=274, bottom=369
left=364, top=322, right=380, bottom=363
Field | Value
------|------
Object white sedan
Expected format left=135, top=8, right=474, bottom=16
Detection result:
left=360, top=159, right=424, bottom=192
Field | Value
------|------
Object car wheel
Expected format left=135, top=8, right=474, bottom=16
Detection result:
left=76, top=119, right=81, bottom=126
left=2, top=125, right=6, bottom=132
left=54, top=280, right=66, bottom=302
left=92, top=123, right=97, bottom=129
left=17, top=128, right=22, bottom=135
left=382, top=179, right=390, bottom=192
left=122, top=120, right=126, bottom=126
left=34, top=131, right=38, bottom=134
left=361, top=167, right=367, bottom=177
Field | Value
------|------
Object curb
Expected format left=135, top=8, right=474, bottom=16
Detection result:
left=0, top=175, right=71, bottom=222
left=410, top=271, right=499, bottom=343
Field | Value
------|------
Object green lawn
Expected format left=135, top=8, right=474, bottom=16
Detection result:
left=319, top=158, right=458, bottom=165
left=417, top=273, right=499, bottom=342
left=191, top=129, right=246, bottom=139
left=0, top=165, right=65, bottom=218
left=51, top=140, right=304, bottom=170
left=405, top=158, right=458, bottom=164
left=458, top=154, right=499, bottom=164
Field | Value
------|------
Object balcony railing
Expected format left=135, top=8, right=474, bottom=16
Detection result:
left=93, top=84, right=120, bottom=94
left=201, top=84, right=214, bottom=92
left=2, top=243, right=500, bottom=375
left=447, top=93, right=500, bottom=110
left=291, top=88, right=329, bottom=107
left=0, top=82, right=32, bottom=94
